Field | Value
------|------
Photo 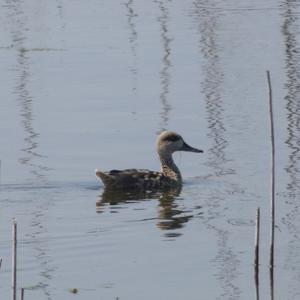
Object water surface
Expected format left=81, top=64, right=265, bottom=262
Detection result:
left=1, top=0, right=300, bottom=299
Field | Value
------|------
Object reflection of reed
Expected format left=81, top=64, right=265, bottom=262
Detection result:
left=96, top=186, right=190, bottom=235
left=194, top=1, right=232, bottom=178
left=16, top=50, right=44, bottom=169
left=281, top=2, right=300, bottom=299
left=282, top=2, right=300, bottom=194
left=210, top=225, right=241, bottom=299
left=269, top=267, right=274, bottom=300
left=5, top=1, right=53, bottom=298
left=157, top=0, right=172, bottom=131
left=55, top=0, right=66, bottom=30
left=125, top=0, right=138, bottom=93
left=27, top=199, right=54, bottom=300
left=6, top=0, right=49, bottom=180
left=255, top=270, right=260, bottom=300
left=16, top=51, right=51, bottom=180
left=193, top=1, right=240, bottom=299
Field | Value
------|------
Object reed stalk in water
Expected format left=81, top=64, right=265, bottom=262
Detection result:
left=12, top=219, right=17, bottom=300
left=20, top=288, right=24, bottom=300
left=254, top=207, right=260, bottom=269
left=267, top=70, right=275, bottom=269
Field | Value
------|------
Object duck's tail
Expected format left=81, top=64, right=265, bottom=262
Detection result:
left=95, top=169, right=114, bottom=186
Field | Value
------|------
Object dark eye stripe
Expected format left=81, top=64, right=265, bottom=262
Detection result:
left=162, top=135, right=180, bottom=142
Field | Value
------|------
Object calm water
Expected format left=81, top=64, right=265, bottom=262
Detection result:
left=0, top=0, right=300, bottom=299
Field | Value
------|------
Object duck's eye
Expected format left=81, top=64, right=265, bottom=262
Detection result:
left=162, top=135, right=180, bottom=142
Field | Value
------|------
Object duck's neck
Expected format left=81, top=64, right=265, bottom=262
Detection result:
left=159, top=151, right=182, bottom=182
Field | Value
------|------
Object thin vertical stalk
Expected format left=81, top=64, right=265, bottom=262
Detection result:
left=254, top=207, right=260, bottom=268
left=270, top=266, right=274, bottom=300
left=267, top=70, right=275, bottom=269
left=254, top=207, right=260, bottom=300
left=12, top=219, right=17, bottom=300
left=0, top=257, right=2, bottom=269
left=20, top=288, right=24, bottom=300
left=255, top=270, right=260, bottom=300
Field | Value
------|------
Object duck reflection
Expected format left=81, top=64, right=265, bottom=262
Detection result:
left=157, top=188, right=192, bottom=231
left=96, top=186, right=192, bottom=234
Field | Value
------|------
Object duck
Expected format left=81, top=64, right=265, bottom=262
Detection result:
left=95, top=131, right=203, bottom=190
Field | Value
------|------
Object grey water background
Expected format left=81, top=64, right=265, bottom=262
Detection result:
left=0, top=0, right=300, bottom=299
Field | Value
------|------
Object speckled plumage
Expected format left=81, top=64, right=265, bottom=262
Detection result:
left=95, top=131, right=203, bottom=190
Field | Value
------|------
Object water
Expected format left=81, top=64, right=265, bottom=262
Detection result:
left=0, top=0, right=300, bottom=299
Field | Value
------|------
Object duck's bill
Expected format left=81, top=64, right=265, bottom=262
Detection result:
left=181, top=142, right=203, bottom=153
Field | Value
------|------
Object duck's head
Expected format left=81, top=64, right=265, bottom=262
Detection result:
left=156, top=131, right=203, bottom=155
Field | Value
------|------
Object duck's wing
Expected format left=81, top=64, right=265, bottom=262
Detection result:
left=95, top=168, right=164, bottom=189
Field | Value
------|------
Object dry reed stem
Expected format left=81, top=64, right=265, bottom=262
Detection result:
left=20, top=288, right=24, bottom=300
left=254, top=207, right=260, bottom=268
left=12, top=219, right=17, bottom=300
left=267, top=70, right=275, bottom=269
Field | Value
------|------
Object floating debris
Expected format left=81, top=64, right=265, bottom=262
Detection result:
left=69, top=288, right=78, bottom=294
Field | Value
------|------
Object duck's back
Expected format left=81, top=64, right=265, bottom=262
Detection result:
left=96, top=169, right=175, bottom=190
